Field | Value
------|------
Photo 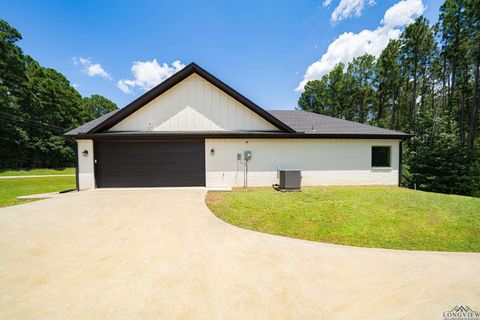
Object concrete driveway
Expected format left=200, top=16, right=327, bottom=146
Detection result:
left=0, top=189, right=479, bottom=319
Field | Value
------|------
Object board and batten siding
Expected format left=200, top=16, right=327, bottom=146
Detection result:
left=110, top=73, right=279, bottom=132
left=205, top=138, right=401, bottom=188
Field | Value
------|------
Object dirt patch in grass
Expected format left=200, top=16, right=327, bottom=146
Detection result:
left=205, top=192, right=223, bottom=206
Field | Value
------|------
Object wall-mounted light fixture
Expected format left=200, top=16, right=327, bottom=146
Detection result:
left=210, top=148, right=215, bottom=156
left=82, top=150, right=89, bottom=157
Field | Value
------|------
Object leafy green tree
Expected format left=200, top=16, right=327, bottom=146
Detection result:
left=298, top=77, right=328, bottom=114
left=22, top=56, right=84, bottom=166
left=0, top=19, right=117, bottom=168
left=407, top=119, right=480, bottom=196
left=400, top=16, right=435, bottom=134
left=298, top=63, right=352, bottom=119
left=347, top=54, right=376, bottom=123
left=376, top=40, right=402, bottom=129
left=327, top=63, right=349, bottom=119
left=298, top=4, right=480, bottom=196
left=81, top=94, right=117, bottom=122
left=0, top=20, right=29, bottom=167
left=464, top=0, right=480, bottom=154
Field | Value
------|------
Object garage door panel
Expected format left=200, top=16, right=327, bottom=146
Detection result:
left=95, top=140, right=205, bottom=188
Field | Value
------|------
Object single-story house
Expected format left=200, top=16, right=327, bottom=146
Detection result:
left=65, top=62, right=410, bottom=190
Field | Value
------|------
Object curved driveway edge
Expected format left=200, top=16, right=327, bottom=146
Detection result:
left=1, top=189, right=479, bottom=319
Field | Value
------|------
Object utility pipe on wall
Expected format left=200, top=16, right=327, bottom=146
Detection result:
left=238, top=150, right=252, bottom=188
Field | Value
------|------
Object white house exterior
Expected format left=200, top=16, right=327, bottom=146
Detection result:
left=65, top=63, right=409, bottom=190
left=205, top=138, right=400, bottom=188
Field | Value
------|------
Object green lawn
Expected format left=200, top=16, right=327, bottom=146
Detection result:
left=0, top=168, right=75, bottom=176
left=0, top=176, right=76, bottom=208
left=206, top=186, right=480, bottom=252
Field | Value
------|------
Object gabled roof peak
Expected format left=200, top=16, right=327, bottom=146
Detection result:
left=86, top=62, right=295, bottom=134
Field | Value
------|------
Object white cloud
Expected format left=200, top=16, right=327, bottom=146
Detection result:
left=117, top=59, right=185, bottom=94
left=323, top=0, right=333, bottom=7
left=382, top=0, right=425, bottom=27
left=72, top=57, right=112, bottom=80
left=117, top=80, right=134, bottom=94
left=296, top=0, right=425, bottom=91
left=330, top=0, right=375, bottom=23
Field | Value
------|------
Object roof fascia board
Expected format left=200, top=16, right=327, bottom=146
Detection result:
left=66, top=132, right=412, bottom=140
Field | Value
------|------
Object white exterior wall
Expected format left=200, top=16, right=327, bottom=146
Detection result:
left=77, top=139, right=95, bottom=190
left=205, top=139, right=400, bottom=188
left=110, top=74, right=278, bottom=132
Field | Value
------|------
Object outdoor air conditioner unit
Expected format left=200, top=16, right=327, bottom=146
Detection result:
left=277, top=169, right=302, bottom=191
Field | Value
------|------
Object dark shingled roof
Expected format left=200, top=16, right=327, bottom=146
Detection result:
left=64, top=109, right=409, bottom=138
left=268, top=110, right=408, bottom=136
left=64, top=62, right=408, bottom=139
left=64, top=109, right=120, bottom=135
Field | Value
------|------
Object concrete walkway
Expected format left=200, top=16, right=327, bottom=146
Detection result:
left=0, top=189, right=478, bottom=319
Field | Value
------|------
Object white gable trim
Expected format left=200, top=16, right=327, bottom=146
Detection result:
left=110, top=73, right=279, bottom=132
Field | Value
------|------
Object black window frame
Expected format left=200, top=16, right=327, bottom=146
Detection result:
left=371, top=146, right=391, bottom=168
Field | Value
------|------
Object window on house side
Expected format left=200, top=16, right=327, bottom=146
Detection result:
left=371, top=146, right=391, bottom=167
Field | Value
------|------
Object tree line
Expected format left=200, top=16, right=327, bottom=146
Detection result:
left=299, top=0, right=480, bottom=197
left=0, top=19, right=117, bottom=169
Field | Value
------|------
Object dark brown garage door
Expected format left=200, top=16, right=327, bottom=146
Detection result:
left=95, top=140, right=205, bottom=188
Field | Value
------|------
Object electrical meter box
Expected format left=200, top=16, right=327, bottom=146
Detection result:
left=244, top=150, right=252, bottom=161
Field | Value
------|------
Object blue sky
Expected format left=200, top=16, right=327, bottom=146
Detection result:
left=3, top=0, right=442, bottom=110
